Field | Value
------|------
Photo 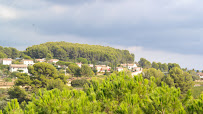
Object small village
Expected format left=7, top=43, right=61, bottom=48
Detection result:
left=0, top=58, right=143, bottom=88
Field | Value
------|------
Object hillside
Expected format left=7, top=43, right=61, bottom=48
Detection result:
left=25, top=42, right=134, bottom=63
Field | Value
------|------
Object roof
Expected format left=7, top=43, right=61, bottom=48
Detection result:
left=35, top=59, right=45, bottom=61
left=197, top=73, right=203, bottom=76
left=49, top=59, right=59, bottom=62
left=121, top=64, right=135, bottom=67
left=2, top=58, right=12, bottom=61
left=10, top=64, right=27, bottom=68
left=95, top=65, right=107, bottom=67
left=23, top=59, right=33, bottom=61
left=101, top=67, right=111, bottom=70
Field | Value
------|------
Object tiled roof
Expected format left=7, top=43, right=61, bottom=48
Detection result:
left=2, top=58, right=12, bottom=61
left=10, top=64, right=27, bottom=68
left=35, top=59, right=45, bottom=61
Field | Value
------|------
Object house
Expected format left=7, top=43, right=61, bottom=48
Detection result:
left=95, top=65, right=111, bottom=72
left=35, top=59, right=45, bottom=63
left=121, top=64, right=137, bottom=69
left=116, top=67, right=124, bottom=72
left=197, top=73, right=203, bottom=79
left=131, top=71, right=142, bottom=76
left=0, top=58, right=13, bottom=65
left=10, top=64, right=28, bottom=73
left=133, top=67, right=143, bottom=72
left=48, top=59, right=59, bottom=63
left=76, top=63, right=82, bottom=68
left=88, top=64, right=94, bottom=68
left=22, top=59, right=35, bottom=66
left=131, top=67, right=143, bottom=76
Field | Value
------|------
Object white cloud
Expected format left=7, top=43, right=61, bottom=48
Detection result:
left=0, top=5, right=19, bottom=20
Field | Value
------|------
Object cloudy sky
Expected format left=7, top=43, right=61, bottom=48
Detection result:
left=0, top=0, right=203, bottom=70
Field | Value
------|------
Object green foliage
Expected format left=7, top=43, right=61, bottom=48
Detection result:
left=192, top=86, right=203, bottom=99
left=77, top=57, right=88, bottom=64
left=142, top=68, right=164, bottom=86
left=152, top=61, right=159, bottom=70
left=8, top=86, right=30, bottom=103
left=80, top=64, right=94, bottom=77
left=169, top=67, right=193, bottom=94
left=67, top=64, right=81, bottom=77
left=15, top=63, right=67, bottom=90
left=2, top=73, right=202, bottom=113
left=46, top=78, right=65, bottom=90
left=187, top=94, right=203, bottom=113
left=138, top=58, right=151, bottom=69
left=188, top=70, right=200, bottom=81
left=2, top=99, right=23, bottom=114
left=168, top=63, right=181, bottom=71
left=71, top=79, right=90, bottom=87
left=25, top=41, right=134, bottom=63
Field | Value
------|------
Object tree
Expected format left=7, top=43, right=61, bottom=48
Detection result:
left=26, top=63, right=66, bottom=89
left=46, top=53, right=53, bottom=61
left=142, top=68, right=164, bottom=85
left=67, top=64, right=81, bottom=77
left=77, top=57, right=88, bottom=64
left=81, top=64, right=94, bottom=77
left=161, top=63, right=168, bottom=72
left=168, top=63, right=180, bottom=71
left=169, top=67, right=193, bottom=94
left=138, top=58, right=151, bottom=69
left=152, top=62, right=159, bottom=70
left=8, top=86, right=30, bottom=103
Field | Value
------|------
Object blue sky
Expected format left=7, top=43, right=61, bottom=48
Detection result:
left=0, top=0, right=203, bottom=70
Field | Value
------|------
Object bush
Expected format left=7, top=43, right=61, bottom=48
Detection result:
left=71, top=79, right=90, bottom=87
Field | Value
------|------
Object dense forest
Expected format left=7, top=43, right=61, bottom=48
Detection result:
left=0, top=46, right=20, bottom=59
left=25, top=42, right=134, bottom=63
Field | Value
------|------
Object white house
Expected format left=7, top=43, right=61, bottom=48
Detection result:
left=88, top=64, right=94, bottom=68
left=95, top=65, right=111, bottom=72
left=0, top=58, right=13, bottom=65
left=10, top=64, right=28, bottom=73
left=76, top=63, right=82, bottom=68
left=197, top=73, right=203, bottom=79
left=116, top=67, right=124, bottom=72
left=131, top=67, right=143, bottom=77
left=133, top=67, right=143, bottom=72
left=22, top=59, right=35, bottom=66
left=121, top=64, right=137, bottom=70
left=48, top=59, right=59, bottom=64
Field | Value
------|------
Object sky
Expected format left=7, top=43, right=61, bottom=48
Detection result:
left=0, top=0, right=203, bottom=70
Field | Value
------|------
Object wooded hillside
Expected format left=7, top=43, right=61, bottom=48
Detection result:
left=25, top=42, right=134, bottom=63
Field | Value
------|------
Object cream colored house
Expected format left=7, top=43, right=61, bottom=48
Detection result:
left=48, top=59, right=59, bottom=63
left=10, top=64, right=28, bottom=73
left=22, top=59, right=35, bottom=66
left=121, top=64, right=137, bottom=69
left=0, top=58, right=13, bottom=65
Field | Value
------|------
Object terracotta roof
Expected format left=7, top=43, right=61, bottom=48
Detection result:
left=35, top=59, right=45, bottom=61
left=197, top=73, right=203, bottom=76
left=121, top=64, right=135, bottom=67
left=2, top=58, right=12, bottom=61
left=96, top=65, right=107, bottom=67
left=49, top=59, right=59, bottom=62
left=10, top=64, right=27, bottom=68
